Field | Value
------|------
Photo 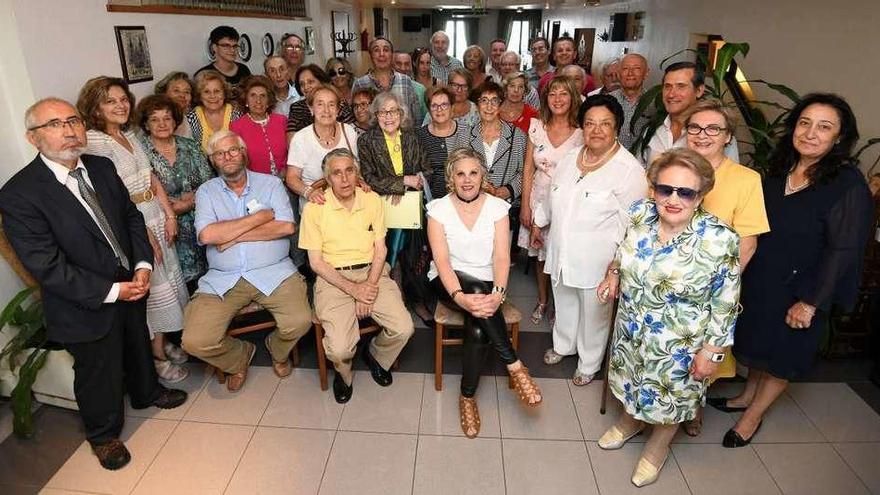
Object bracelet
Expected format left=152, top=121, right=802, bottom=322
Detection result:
left=303, top=185, right=312, bottom=197
left=492, top=285, right=506, bottom=294
left=449, top=289, right=463, bottom=300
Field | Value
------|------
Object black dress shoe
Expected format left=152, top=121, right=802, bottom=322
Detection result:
left=333, top=373, right=353, bottom=404
left=152, top=387, right=188, bottom=409
left=362, top=345, right=393, bottom=386
left=707, top=397, right=748, bottom=413
left=723, top=421, right=762, bottom=448
left=91, top=439, right=131, bottom=470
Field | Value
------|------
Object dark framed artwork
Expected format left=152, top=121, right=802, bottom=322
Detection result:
left=573, top=28, right=596, bottom=74
left=304, top=26, right=316, bottom=55
left=114, top=26, right=153, bottom=83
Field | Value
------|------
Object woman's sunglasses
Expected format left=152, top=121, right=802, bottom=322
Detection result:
left=330, top=68, right=348, bottom=77
left=653, top=183, right=700, bottom=202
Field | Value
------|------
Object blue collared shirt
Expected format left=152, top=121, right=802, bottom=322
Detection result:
left=194, top=170, right=296, bottom=297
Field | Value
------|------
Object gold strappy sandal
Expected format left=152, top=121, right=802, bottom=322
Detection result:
left=459, top=396, right=481, bottom=438
left=509, top=366, right=543, bottom=407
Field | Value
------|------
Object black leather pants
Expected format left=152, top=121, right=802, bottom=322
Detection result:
left=432, top=271, right=517, bottom=397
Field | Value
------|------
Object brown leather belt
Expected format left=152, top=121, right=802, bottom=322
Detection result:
left=335, top=262, right=371, bottom=271
left=130, top=189, right=155, bottom=204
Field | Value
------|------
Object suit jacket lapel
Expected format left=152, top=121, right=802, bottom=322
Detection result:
left=34, top=156, right=113, bottom=246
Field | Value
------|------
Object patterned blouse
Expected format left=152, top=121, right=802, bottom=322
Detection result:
left=608, top=199, right=741, bottom=425
left=139, top=134, right=215, bottom=282
left=185, top=104, right=242, bottom=152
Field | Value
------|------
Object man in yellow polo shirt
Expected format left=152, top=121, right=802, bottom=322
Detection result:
left=299, top=148, right=414, bottom=403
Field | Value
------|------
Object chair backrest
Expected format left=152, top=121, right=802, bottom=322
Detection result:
left=0, top=215, right=40, bottom=289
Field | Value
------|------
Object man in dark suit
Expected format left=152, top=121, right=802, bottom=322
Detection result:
left=0, top=98, right=187, bottom=470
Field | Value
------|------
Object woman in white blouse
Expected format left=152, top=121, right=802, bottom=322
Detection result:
left=531, top=94, right=648, bottom=386
left=427, top=147, right=543, bottom=439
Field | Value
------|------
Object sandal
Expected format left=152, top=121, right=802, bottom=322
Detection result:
left=543, top=348, right=564, bottom=365
left=154, top=358, right=188, bottom=383
left=509, top=365, right=543, bottom=407
left=459, top=396, right=481, bottom=438
left=530, top=302, right=548, bottom=325
left=163, top=341, right=189, bottom=365
left=683, top=417, right=702, bottom=437
left=572, top=371, right=594, bottom=386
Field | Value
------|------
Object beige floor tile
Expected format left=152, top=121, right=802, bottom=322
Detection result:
left=672, top=406, right=736, bottom=444
left=131, top=421, right=254, bottom=495
left=413, top=435, right=504, bottom=495
left=225, top=426, right=335, bottom=495
left=39, top=489, right=102, bottom=494
left=570, top=380, right=645, bottom=442
left=587, top=442, right=690, bottom=495
left=754, top=443, right=869, bottom=495
left=788, top=383, right=880, bottom=442
left=338, top=371, right=423, bottom=434
left=503, top=438, right=598, bottom=495
left=183, top=366, right=280, bottom=425
left=319, top=431, right=416, bottom=495
left=672, top=444, right=780, bottom=495
left=45, top=418, right=176, bottom=495
left=419, top=374, right=500, bottom=438
left=260, top=368, right=345, bottom=430
left=833, top=443, right=880, bottom=494
left=125, top=363, right=210, bottom=420
left=498, top=376, right=582, bottom=440
left=731, top=393, right=825, bottom=444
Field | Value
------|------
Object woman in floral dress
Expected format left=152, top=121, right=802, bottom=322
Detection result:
left=595, top=148, right=741, bottom=487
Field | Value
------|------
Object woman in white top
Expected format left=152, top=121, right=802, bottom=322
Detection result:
left=532, top=94, right=648, bottom=386
left=77, top=76, right=190, bottom=383
left=427, top=148, right=543, bottom=440
left=286, top=84, right=359, bottom=213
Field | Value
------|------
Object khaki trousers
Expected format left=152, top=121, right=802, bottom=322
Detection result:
left=315, top=264, right=414, bottom=384
left=182, top=274, right=311, bottom=373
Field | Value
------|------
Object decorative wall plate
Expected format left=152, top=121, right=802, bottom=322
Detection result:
left=262, top=33, right=274, bottom=56
left=238, top=33, right=252, bottom=62
left=206, top=37, right=215, bottom=61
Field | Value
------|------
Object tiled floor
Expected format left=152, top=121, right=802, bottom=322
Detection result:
left=9, top=366, right=875, bottom=495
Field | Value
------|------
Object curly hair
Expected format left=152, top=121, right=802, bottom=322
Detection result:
left=76, top=76, right=136, bottom=132
left=768, top=92, right=860, bottom=184
left=236, top=75, right=278, bottom=112
left=137, top=94, right=183, bottom=133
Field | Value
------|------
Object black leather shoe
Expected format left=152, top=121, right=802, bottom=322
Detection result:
left=707, top=397, right=748, bottom=413
left=152, top=386, right=188, bottom=409
left=723, top=420, right=762, bottom=448
left=333, top=372, right=353, bottom=404
left=362, top=344, right=392, bottom=386
left=91, top=439, right=131, bottom=470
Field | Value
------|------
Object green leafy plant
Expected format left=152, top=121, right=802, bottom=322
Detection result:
left=0, top=287, right=49, bottom=438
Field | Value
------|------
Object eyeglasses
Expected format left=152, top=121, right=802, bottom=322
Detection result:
left=653, top=183, right=700, bottom=202
left=216, top=43, right=238, bottom=50
left=584, top=120, right=615, bottom=132
left=353, top=102, right=372, bottom=110
left=478, top=97, right=501, bottom=107
left=283, top=45, right=305, bottom=52
left=430, top=102, right=451, bottom=112
left=449, top=83, right=468, bottom=91
left=330, top=68, right=348, bottom=77
left=210, top=146, right=244, bottom=161
left=376, top=109, right=402, bottom=119
left=28, top=116, right=84, bottom=132
left=686, top=123, right=727, bottom=137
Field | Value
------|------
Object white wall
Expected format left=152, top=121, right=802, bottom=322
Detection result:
left=544, top=0, right=880, bottom=172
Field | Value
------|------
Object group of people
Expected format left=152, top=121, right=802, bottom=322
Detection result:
left=0, top=24, right=874, bottom=489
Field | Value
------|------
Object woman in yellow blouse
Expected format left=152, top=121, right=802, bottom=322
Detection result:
left=683, top=98, right=770, bottom=436
left=185, top=70, right=242, bottom=152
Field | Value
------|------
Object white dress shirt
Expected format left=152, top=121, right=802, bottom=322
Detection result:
left=42, top=154, right=152, bottom=303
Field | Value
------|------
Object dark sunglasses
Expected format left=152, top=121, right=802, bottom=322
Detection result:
left=653, top=183, right=700, bottom=202
left=330, top=68, right=348, bottom=77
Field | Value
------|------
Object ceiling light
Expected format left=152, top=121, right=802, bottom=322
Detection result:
left=516, top=7, right=523, bottom=13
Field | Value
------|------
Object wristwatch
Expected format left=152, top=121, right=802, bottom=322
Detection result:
left=700, top=349, right=725, bottom=363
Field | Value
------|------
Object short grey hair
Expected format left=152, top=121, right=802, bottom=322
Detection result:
left=500, top=51, right=521, bottom=65
left=500, top=72, right=529, bottom=93
left=24, top=97, right=76, bottom=129
left=206, top=130, right=247, bottom=157
left=321, top=148, right=360, bottom=180
left=560, top=64, right=587, bottom=79
left=431, top=31, right=449, bottom=43
left=369, top=91, right=412, bottom=130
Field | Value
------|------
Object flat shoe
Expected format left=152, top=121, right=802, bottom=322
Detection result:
left=572, top=371, right=594, bottom=386
left=543, top=348, right=564, bottom=365
left=531, top=302, right=548, bottom=325
left=91, top=439, right=131, bottom=470
left=631, top=455, right=667, bottom=487
left=723, top=420, right=763, bottom=448
left=707, top=396, right=748, bottom=413
left=265, top=335, right=291, bottom=378
left=163, top=341, right=189, bottom=365
left=227, top=341, right=256, bottom=393
left=333, top=372, right=353, bottom=404
left=598, top=424, right=644, bottom=450
left=154, top=358, right=188, bottom=383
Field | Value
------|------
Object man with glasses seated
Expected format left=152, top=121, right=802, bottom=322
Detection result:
left=195, top=26, right=252, bottom=87
left=299, top=149, right=414, bottom=404
left=182, top=130, right=312, bottom=393
left=645, top=61, right=740, bottom=165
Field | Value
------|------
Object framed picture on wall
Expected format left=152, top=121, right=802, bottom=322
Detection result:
left=114, top=26, right=153, bottom=83
left=304, top=26, right=316, bottom=55
left=573, top=28, right=596, bottom=73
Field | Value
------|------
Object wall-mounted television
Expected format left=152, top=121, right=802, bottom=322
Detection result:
left=402, top=16, right=423, bottom=32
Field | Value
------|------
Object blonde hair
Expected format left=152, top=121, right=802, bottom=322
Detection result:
left=647, top=148, right=715, bottom=195
left=682, top=97, right=739, bottom=135
left=444, top=147, right=488, bottom=193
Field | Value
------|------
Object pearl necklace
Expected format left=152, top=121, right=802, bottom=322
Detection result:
left=785, top=172, right=810, bottom=195
left=578, top=142, right=618, bottom=178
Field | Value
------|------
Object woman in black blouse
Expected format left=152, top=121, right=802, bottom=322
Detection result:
left=286, top=64, right=355, bottom=138
left=716, top=93, right=873, bottom=448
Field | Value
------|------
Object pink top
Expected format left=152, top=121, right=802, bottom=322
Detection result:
left=230, top=113, right=288, bottom=176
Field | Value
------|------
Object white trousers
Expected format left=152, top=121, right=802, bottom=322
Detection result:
left=550, top=278, right=614, bottom=376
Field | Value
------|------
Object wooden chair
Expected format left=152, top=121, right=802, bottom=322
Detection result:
left=208, top=302, right=300, bottom=383
left=312, top=314, right=400, bottom=390
left=433, top=300, right=521, bottom=391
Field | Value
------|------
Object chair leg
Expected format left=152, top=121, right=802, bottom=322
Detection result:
left=210, top=365, right=226, bottom=384
left=314, top=322, right=329, bottom=391
left=290, top=345, right=301, bottom=368
left=434, top=321, right=444, bottom=391
left=511, top=322, right=520, bottom=351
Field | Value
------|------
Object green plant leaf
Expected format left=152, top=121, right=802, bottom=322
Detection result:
left=713, top=43, right=749, bottom=94
left=11, top=347, right=49, bottom=438
left=0, top=287, right=36, bottom=333
left=746, top=79, right=800, bottom=104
